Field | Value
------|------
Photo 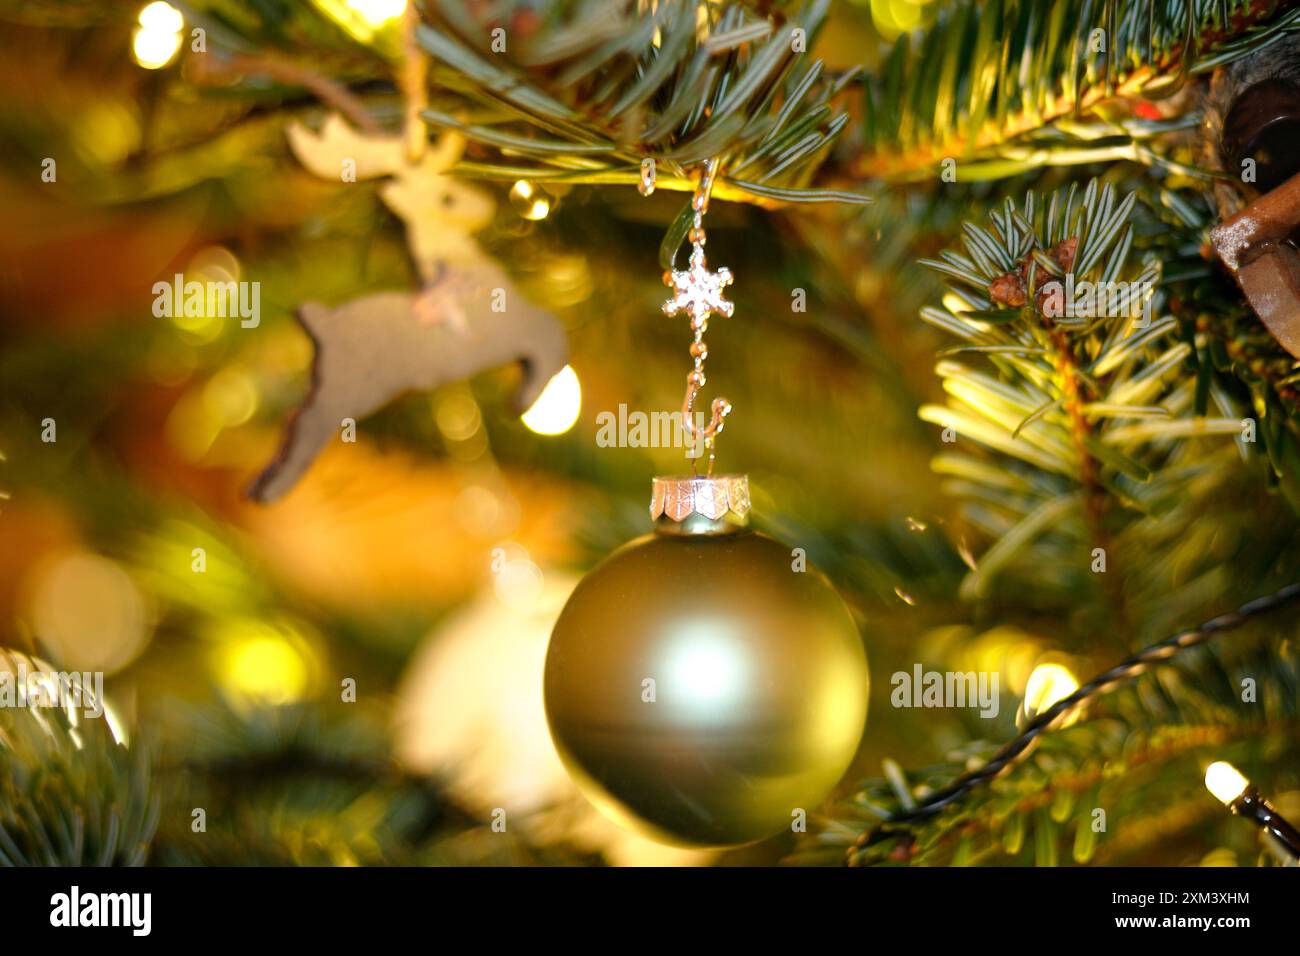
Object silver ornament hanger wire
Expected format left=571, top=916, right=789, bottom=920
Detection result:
left=661, top=159, right=734, bottom=477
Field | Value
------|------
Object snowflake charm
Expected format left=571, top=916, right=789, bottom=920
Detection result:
left=663, top=244, right=734, bottom=327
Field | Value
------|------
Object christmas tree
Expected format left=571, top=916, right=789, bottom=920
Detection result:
left=2, top=0, right=1299, bottom=872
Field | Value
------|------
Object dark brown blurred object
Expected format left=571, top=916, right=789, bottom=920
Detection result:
left=1211, top=171, right=1300, bottom=358
left=1221, top=78, right=1300, bottom=199
left=1205, top=36, right=1300, bottom=357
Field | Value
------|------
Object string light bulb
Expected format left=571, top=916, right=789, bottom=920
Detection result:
left=1022, top=662, right=1079, bottom=722
left=345, top=0, right=407, bottom=28
left=138, top=0, right=183, bottom=31
left=521, top=365, right=581, bottom=436
left=510, top=181, right=552, bottom=220
left=1205, top=760, right=1300, bottom=863
left=132, top=2, right=183, bottom=70
left=1205, top=761, right=1250, bottom=805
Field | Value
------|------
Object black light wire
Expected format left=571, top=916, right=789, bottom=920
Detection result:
left=846, top=581, right=1300, bottom=865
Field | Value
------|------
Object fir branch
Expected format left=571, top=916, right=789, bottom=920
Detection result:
left=415, top=0, right=870, bottom=205
left=807, top=719, right=1293, bottom=866
left=148, top=700, right=598, bottom=866
left=0, top=652, right=157, bottom=867
left=917, top=179, right=1271, bottom=619
left=851, top=0, right=1300, bottom=183
left=1143, top=181, right=1300, bottom=508
left=816, top=587, right=1300, bottom=866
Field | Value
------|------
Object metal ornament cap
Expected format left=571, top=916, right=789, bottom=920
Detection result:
left=650, top=474, right=751, bottom=535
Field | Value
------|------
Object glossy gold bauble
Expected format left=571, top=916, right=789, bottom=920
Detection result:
left=544, top=478, right=869, bottom=847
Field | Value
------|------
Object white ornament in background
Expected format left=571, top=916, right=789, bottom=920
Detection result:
left=393, top=571, right=713, bottom=866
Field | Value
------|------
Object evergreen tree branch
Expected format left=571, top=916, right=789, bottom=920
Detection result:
left=912, top=177, right=1300, bottom=621
left=0, top=651, right=157, bottom=867
left=805, top=718, right=1294, bottom=866
left=408, top=1, right=1300, bottom=191
left=414, top=0, right=870, bottom=206
left=851, top=0, right=1300, bottom=183
left=818, top=586, right=1300, bottom=865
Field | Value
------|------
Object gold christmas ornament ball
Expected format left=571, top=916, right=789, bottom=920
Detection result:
left=544, top=475, right=869, bottom=847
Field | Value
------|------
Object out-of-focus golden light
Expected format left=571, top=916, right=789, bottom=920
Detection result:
left=217, top=627, right=310, bottom=709
left=165, top=389, right=220, bottom=461
left=456, top=482, right=520, bottom=538
left=139, top=1, right=183, bottom=31
left=494, top=556, right=546, bottom=611
left=20, top=551, right=153, bottom=674
left=202, top=368, right=258, bottom=429
left=1022, top=662, right=1079, bottom=720
left=510, top=180, right=552, bottom=220
left=521, top=365, right=581, bottom=435
left=544, top=253, right=594, bottom=307
left=1206, top=761, right=1250, bottom=805
left=76, top=102, right=142, bottom=166
left=189, top=245, right=241, bottom=283
left=133, top=25, right=182, bottom=69
left=133, top=3, right=183, bottom=69
left=165, top=367, right=258, bottom=462
left=346, top=0, right=406, bottom=27
left=435, top=389, right=482, bottom=442
left=163, top=247, right=243, bottom=343
left=869, top=0, right=939, bottom=40
left=311, top=0, right=403, bottom=45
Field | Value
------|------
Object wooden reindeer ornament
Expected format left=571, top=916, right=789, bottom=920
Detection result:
left=285, top=113, right=497, bottom=279
left=248, top=115, right=569, bottom=503
left=247, top=263, right=568, bottom=503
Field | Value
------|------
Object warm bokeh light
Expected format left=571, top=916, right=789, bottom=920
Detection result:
left=1022, top=662, right=1079, bottom=720
left=434, top=389, right=483, bottom=442
left=133, top=26, right=182, bottom=69
left=20, top=550, right=153, bottom=674
left=216, top=625, right=311, bottom=709
left=521, top=365, right=581, bottom=435
left=310, top=0, right=405, bottom=45
left=1205, top=761, right=1250, bottom=805
left=494, top=556, right=546, bottom=611
left=164, top=245, right=243, bottom=342
left=132, top=2, right=183, bottom=69
left=510, top=180, right=552, bottom=220
left=138, top=1, right=183, bottom=32
left=203, top=368, right=259, bottom=429
left=869, top=0, right=940, bottom=40
left=346, top=0, right=406, bottom=27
